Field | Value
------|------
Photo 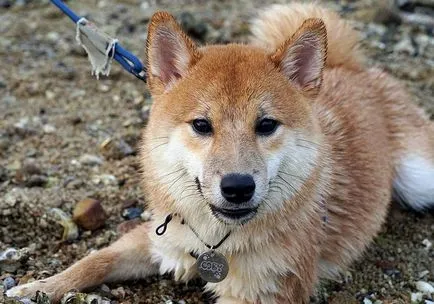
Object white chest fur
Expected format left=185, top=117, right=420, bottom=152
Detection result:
left=148, top=218, right=295, bottom=302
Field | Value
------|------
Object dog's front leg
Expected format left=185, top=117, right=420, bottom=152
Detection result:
left=6, top=223, right=159, bottom=302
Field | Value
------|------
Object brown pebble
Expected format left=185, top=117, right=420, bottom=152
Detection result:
left=73, top=198, right=107, bottom=231
left=117, top=219, right=142, bottom=235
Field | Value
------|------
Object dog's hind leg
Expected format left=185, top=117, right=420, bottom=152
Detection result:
left=6, top=223, right=159, bottom=303
left=378, top=72, right=434, bottom=211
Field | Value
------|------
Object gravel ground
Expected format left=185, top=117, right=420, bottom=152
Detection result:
left=0, top=0, right=433, bottom=303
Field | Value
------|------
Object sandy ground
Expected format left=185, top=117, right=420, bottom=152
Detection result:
left=0, top=0, right=433, bottom=303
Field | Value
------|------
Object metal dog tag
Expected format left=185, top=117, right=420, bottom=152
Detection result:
left=196, top=250, right=229, bottom=283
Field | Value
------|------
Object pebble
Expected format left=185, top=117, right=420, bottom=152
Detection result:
left=422, top=238, right=432, bottom=249
left=42, top=124, right=56, bottom=134
left=111, top=286, right=126, bottom=299
left=64, top=176, right=84, bottom=189
left=1, top=248, right=21, bottom=261
left=60, top=291, right=88, bottom=304
left=411, top=292, right=423, bottom=302
left=25, top=175, right=48, bottom=187
left=122, top=117, right=142, bottom=127
left=4, top=188, right=25, bottom=207
left=0, top=247, right=28, bottom=273
left=98, top=84, right=111, bottom=93
left=13, top=117, right=40, bottom=137
left=70, top=116, right=82, bottom=125
left=122, top=207, right=143, bottom=220
left=21, top=161, right=41, bottom=175
left=79, top=154, right=104, bottom=166
left=0, top=135, right=11, bottom=151
left=394, top=37, right=416, bottom=55
left=73, top=198, right=107, bottom=231
left=96, top=284, right=112, bottom=298
left=46, top=31, right=59, bottom=42
left=416, top=280, right=434, bottom=294
left=419, top=270, right=430, bottom=279
left=0, top=165, right=8, bottom=182
left=363, top=299, right=373, bottom=304
left=141, top=210, right=152, bottom=221
left=92, top=174, right=118, bottom=186
left=48, top=208, right=79, bottom=242
left=2, top=276, right=16, bottom=290
left=100, top=137, right=135, bottom=160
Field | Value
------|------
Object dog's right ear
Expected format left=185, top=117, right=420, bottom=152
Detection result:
left=146, top=12, right=201, bottom=94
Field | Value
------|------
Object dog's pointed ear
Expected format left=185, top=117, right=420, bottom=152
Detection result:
left=271, top=18, right=327, bottom=98
left=146, top=12, right=201, bottom=94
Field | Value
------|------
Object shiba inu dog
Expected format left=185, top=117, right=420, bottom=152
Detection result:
left=7, top=2, right=434, bottom=303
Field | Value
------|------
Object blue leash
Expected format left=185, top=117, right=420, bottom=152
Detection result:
left=50, top=0, right=146, bottom=82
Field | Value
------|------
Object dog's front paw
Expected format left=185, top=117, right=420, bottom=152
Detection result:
left=5, top=280, right=56, bottom=301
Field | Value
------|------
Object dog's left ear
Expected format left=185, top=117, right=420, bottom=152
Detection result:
left=271, top=18, right=327, bottom=98
left=146, top=12, right=201, bottom=94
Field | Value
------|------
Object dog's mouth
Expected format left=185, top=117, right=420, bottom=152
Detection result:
left=210, top=205, right=258, bottom=223
left=195, top=177, right=258, bottom=223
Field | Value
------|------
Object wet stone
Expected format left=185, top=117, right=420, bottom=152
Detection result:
left=122, top=207, right=143, bottom=220
left=73, top=198, right=107, bottom=231
left=2, top=276, right=16, bottom=290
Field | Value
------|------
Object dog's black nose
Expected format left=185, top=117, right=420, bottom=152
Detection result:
left=220, top=174, right=255, bottom=204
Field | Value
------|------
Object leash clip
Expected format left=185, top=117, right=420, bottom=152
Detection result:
left=155, top=214, right=173, bottom=236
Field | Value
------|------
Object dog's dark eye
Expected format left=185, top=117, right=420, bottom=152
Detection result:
left=256, top=118, right=279, bottom=136
left=192, top=119, right=213, bottom=135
